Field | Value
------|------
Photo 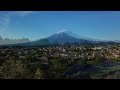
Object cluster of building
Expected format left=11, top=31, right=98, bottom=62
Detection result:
left=0, top=45, right=120, bottom=62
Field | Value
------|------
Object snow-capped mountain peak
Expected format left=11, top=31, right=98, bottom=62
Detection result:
left=56, top=29, right=67, bottom=34
left=56, top=30, right=90, bottom=40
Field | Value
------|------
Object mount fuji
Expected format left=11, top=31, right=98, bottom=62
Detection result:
left=46, top=30, right=91, bottom=44
left=16, top=30, right=92, bottom=46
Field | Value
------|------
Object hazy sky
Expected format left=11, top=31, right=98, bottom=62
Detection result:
left=0, top=11, right=120, bottom=41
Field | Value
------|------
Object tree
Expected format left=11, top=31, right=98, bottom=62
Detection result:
left=34, top=68, right=43, bottom=79
left=0, top=57, right=29, bottom=79
left=95, top=53, right=106, bottom=64
left=66, top=71, right=90, bottom=79
left=105, top=71, right=120, bottom=79
left=82, top=55, right=88, bottom=65
left=50, top=58, right=69, bottom=78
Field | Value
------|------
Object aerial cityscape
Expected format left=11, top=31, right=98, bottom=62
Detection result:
left=0, top=11, right=120, bottom=79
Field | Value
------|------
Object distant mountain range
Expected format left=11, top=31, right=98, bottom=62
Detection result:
left=0, top=36, right=30, bottom=45
left=19, top=30, right=116, bottom=46
left=0, top=30, right=120, bottom=46
left=32, top=30, right=120, bottom=45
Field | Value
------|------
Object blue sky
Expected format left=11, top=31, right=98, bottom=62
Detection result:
left=0, top=11, right=120, bottom=41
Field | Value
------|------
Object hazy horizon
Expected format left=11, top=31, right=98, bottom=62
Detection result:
left=0, top=11, right=120, bottom=41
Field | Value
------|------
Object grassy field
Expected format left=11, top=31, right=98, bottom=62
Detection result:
left=64, top=61, right=120, bottom=79
left=91, top=65, right=120, bottom=79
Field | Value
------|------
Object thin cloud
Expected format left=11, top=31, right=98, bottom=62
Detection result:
left=0, top=11, right=33, bottom=29
left=0, top=13, right=10, bottom=28
left=15, top=11, right=34, bottom=16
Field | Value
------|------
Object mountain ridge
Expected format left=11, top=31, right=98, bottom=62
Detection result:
left=0, top=30, right=120, bottom=46
left=0, top=36, right=30, bottom=45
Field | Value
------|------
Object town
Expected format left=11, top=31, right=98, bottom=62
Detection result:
left=1, top=44, right=120, bottom=62
left=0, top=44, right=120, bottom=79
